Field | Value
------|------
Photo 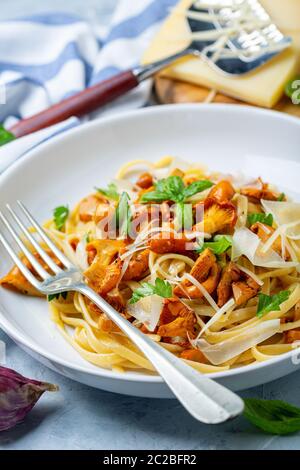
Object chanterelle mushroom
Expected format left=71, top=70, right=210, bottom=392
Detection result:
left=240, top=178, right=281, bottom=203
left=217, top=261, right=260, bottom=307
left=250, top=222, right=290, bottom=260
left=194, top=198, right=237, bottom=235
left=208, top=180, right=235, bottom=203
left=174, top=248, right=221, bottom=299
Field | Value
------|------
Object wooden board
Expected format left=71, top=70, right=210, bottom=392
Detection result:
left=155, top=76, right=300, bottom=118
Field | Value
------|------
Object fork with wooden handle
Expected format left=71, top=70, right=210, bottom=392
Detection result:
left=0, top=201, right=244, bottom=424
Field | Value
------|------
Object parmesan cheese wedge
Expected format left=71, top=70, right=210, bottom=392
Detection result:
left=290, top=30, right=300, bottom=72
left=142, top=0, right=298, bottom=107
left=260, top=0, right=300, bottom=33
left=260, top=1, right=300, bottom=73
left=261, top=200, right=300, bottom=240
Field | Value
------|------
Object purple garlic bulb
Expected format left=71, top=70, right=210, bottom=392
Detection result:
left=0, top=366, right=58, bottom=431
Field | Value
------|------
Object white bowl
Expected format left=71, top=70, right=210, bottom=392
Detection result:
left=1, top=104, right=300, bottom=398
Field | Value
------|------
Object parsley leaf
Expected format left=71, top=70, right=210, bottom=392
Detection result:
left=115, top=192, right=131, bottom=237
left=129, top=278, right=172, bottom=304
left=96, top=183, right=119, bottom=201
left=256, top=290, right=290, bottom=318
left=196, top=235, right=233, bottom=255
left=141, top=176, right=185, bottom=203
left=140, top=176, right=213, bottom=204
left=0, top=125, right=15, bottom=146
left=247, top=212, right=273, bottom=227
left=244, top=398, right=300, bottom=435
left=161, top=175, right=185, bottom=201
left=278, top=193, right=286, bottom=202
left=85, top=231, right=91, bottom=243
left=140, top=190, right=170, bottom=203
left=183, top=180, right=213, bottom=199
left=285, top=75, right=300, bottom=103
left=53, top=205, right=69, bottom=231
left=48, top=292, right=68, bottom=302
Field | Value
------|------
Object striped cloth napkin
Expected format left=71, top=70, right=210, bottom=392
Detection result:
left=0, top=0, right=177, bottom=173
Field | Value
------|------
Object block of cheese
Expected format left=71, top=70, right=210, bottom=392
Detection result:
left=142, top=0, right=298, bottom=107
left=260, top=0, right=300, bottom=32
left=286, top=30, right=300, bottom=73
left=261, top=1, right=300, bottom=73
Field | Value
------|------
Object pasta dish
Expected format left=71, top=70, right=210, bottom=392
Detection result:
left=1, top=157, right=300, bottom=374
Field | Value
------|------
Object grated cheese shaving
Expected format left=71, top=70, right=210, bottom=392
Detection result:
left=197, top=298, right=235, bottom=339
left=183, top=272, right=219, bottom=311
left=236, top=264, right=264, bottom=287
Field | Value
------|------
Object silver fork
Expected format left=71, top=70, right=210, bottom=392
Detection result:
left=0, top=201, right=244, bottom=424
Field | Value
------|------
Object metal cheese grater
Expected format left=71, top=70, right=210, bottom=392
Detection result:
left=185, top=0, right=293, bottom=75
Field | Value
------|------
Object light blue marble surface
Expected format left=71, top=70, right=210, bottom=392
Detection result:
left=2, top=329, right=300, bottom=450
left=1, top=0, right=300, bottom=451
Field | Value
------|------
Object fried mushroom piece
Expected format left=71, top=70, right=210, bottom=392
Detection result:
left=105, top=287, right=130, bottom=312
left=78, top=194, right=110, bottom=222
left=84, top=240, right=124, bottom=295
left=217, top=261, right=260, bottom=307
left=0, top=250, right=63, bottom=297
left=194, top=198, right=237, bottom=235
left=122, top=249, right=150, bottom=281
left=240, top=178, right=280, bottom=203
left=136, top=172, right=153, bottom=189
left=157, top=298, right=196, bottom=338
left=284, top=330, right=300, bottom=344
left=149, top=235, right=190, bottom=254
left=85, top=261, right=122, bottom=296
left=208, top=180, right=235, bottom=203
left=180, top=348, right=208, bottom=363
left=217, top=262, right=241, bottom=307
left=250, top=222, right=290, bottom=260
left=173, top=248, right=221, bottom=299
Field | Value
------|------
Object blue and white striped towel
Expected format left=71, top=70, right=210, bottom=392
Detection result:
left=0, top=0, right=177, bottom=173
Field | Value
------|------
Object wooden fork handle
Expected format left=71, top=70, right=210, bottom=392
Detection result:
left=10, top=70, right=139, bottom=138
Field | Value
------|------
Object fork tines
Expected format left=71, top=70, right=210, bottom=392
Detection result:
left=0, top=201, right=71, bottom=289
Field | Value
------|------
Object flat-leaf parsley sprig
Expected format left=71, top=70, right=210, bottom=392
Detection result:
left=140, top=176, right=213, bottom=204
left=53, top=205, right=69, bottom=231
left=130, top=278, right=172, bottom=304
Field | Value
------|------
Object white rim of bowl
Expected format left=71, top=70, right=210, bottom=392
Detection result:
left=0, top=103, right=299, bottom=384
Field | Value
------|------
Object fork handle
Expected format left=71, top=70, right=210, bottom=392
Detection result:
left=9, top=50, right=191, bottom=139
left=10, top=71, right=139, bottom=138
left=78, top=284, right=244, bottom=424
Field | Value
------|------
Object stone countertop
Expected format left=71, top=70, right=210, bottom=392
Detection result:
left=2, top=330, right=300, bottom=450
left=1, top=0, right=300, bottom=451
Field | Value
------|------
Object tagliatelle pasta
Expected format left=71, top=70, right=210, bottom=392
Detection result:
left=1, top=157, right=300, bottom=374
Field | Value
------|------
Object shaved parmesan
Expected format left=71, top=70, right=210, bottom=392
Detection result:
left=118, top=253, right=132, bottom=285
left=135, top=226, right=177, bottom=246
left=111, top=178, right=136, bottom=201
left=127, top=294, right=163, bottom=332
left=180, top=299, right=215, bottom=317
left=119, top=245, right=149, bottom=261
left=234, top=194, right=248, bottom=228
left=121, top=226, right=177, bottom=263
left=197, top=298, right=235, bottom=339
left=236, top=264, right=264, bottom=287
left=260, top=222, right=300, bottom=254
left=261, top=200, right=300, bottom=240
left=75, top=237, right=89, bottom=271
left=196, top=319, right=280, bottom=365
left=260, top=226, right=282, bottom=254
left=183, top=273, right=219, bottom=311
left=232, top=227, right=298, bottom=269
